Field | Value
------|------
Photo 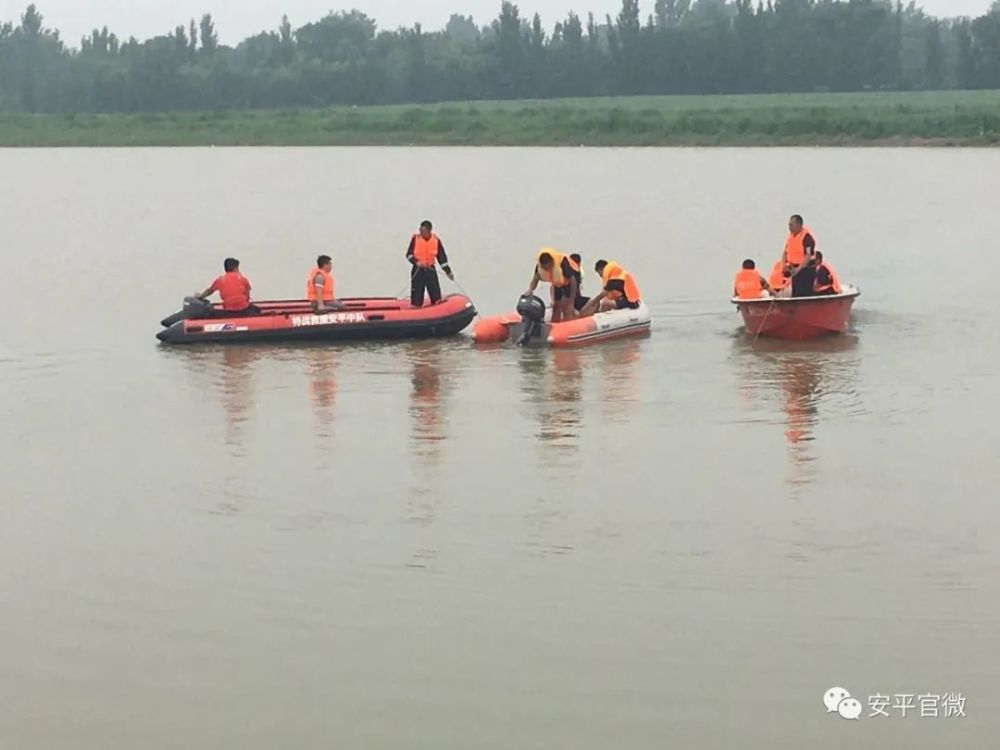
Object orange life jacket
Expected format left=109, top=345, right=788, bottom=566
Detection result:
left=536, top=249, right=570, bottom=287
left=602, top=261, right=641, bottom=303
left=306, top=267, right=334, bottom=301
left=813, top=261, right=842, bottom=294
left=412, top=234, right=440, bottom=267
left=769, top=260, right=790, bottom=290
left=734, top=268, right=764, bottom=299
left=784, top=226, right=816, bottom=266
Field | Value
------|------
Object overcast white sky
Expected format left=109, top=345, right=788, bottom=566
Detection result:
left=1, top=0, right=992, bottom=46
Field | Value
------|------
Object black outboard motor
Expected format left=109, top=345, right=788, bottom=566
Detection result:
left=515, top=294, right=546, bottom=346
left=160, top=296, right=215, bottom=328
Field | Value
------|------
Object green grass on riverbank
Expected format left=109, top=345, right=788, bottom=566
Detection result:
left=3, top=90, right=1000, bottom=147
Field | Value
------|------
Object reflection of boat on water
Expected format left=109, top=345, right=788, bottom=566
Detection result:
left=304, top=347, right=339, bottom=436
left=780, top=357, right=821, bottom=484
left=732, top=334, right=861, bottom=487
left=732, top=286, right=860, bottom=340
left=406, top=342, right=447, bottom=462
left=519, top=348, right=583, bottom=449
left=160, top=344, right=267, bottom=447
left=401, top=341, right=460, bottom=532
left=598, top=340, right=643, bottom=423
left=164, top=343, right=346, bottom=445
left=216, top=347, right=257, bottom=444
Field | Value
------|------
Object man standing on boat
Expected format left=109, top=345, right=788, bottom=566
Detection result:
left=782, top=215, right=818, bottom=298
left=406, top=220, right=454, bottom=307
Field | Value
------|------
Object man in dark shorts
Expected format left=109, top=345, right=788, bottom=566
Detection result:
left=525, top=250, right=578, bottom=323
left=570, top=253, right=590, bottom=312
left=579, top=260, right=642, bottom=317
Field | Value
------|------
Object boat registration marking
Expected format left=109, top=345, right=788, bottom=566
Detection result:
left=203, top=323, right=249, bottom=332
left=291, top=312, right=367, bottom=327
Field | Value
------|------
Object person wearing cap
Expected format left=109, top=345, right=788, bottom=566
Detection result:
left=406, top=220, right=454, bottom=307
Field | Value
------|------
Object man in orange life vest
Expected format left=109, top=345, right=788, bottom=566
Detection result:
left=525, top=250, right=580, bottom=323
left=195, top=257, right=259, bottom=316
left=406, top=220, right=454, bottom=307
left=813, top=251, right=842, bottom=295
left=734, top=259, right=771, bottom=299
left=768, top=260, right=792, bottom=297
left=579, top=259, right=641, bottom=317
left=307, top=254, right=346, bottom=313
left=782, top=214, right=818, bottom=298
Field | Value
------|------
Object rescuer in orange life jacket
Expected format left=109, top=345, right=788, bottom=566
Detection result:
left=525, top=249, right=580, bottom=323
left=812, top=251, right=842, bottom=295
left=306, top=254, right=346, bottom=313
left=733, top=259, right=772, bottom=299
left=578, top=259, right=641, bottom=317
left=768, top=259, right=792, bottom=297
left=406, top=220, right=454, bottom=307
left=195, top=257, right=260, bottom=316
left=782, top=214, right=818, bottom=298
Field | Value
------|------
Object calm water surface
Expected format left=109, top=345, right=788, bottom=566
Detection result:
left=1, top=147, right=999, bottom=749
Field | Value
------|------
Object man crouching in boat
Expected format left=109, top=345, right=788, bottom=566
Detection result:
left=812, top=252, right=842, bottom=295
left=734, top=259, right=772, bottom=299
left=195, top=257, right=260, bottom=317
left=768, top=260, right=792, bottom=298
left=307, top=255, right=346, bottom=313
left=525, top=250, right=579, bottom=323
left=578, top=260, right=641, bottom=317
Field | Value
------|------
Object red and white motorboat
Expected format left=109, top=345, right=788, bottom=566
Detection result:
left=473, top=300, right=651, bottom=347
left=732, top=285, right=860, bottom=340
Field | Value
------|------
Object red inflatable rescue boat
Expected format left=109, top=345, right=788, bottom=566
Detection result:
left=157, top=294, right=476, bottom=344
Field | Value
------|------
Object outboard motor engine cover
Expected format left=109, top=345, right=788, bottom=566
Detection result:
left=516, top=294, right=546, bottom=323
left=183, top=296, right=215, bottom=318
left=160, top=296, right=215, bottom=327
left=516, top=294, right=546, bottom=346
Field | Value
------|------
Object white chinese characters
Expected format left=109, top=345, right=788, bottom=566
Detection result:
left=826, top=687, right=967, bottom=721
left=290, top=312, right=367, bottom=327
left=868, top=692, right=965, bottom=718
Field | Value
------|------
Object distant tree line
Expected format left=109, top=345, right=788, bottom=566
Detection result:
left=1, top=1, right=1000, bottom=114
